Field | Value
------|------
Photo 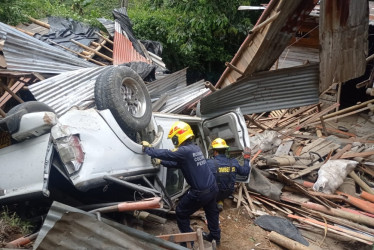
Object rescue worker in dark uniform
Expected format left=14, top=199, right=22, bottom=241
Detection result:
left=207, top=138, right=251, bottom=211
left=141, top=121, right=221, bottom=245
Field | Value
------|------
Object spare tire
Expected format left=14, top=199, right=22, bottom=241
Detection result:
left=94, top=66, right=152, bottom=134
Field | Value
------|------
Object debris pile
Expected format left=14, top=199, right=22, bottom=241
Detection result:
left=230, top=105, right=374, bottom=248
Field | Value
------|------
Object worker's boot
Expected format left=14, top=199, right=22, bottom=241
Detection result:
left=217, top=201, right=223, bottom=212
left=202, top=232, right=220, bottom=246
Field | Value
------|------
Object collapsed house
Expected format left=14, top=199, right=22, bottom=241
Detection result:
left=0, top=0, right=374, bottom=249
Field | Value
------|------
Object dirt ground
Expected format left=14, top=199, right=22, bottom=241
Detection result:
left=141, top=197, right=372, bottom=250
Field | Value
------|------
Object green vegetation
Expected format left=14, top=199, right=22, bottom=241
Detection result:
left=0, top=0, right=267, bottom=82
left=0, top=208, right=31, bottom=237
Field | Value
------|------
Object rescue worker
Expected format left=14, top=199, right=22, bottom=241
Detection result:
left=207, top=138, right=251, bottom=211
left=141, top=121, right=221, bottom=245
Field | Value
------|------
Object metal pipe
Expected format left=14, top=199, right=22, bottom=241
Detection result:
left=89, top=197, right=162, bottom=213
left=104, top=175, right=160, bottom=196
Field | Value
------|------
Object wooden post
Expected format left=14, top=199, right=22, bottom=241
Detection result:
left=71, top=39, right=113, bottom=62
left=236, top=184, right=243, bottom=208
left=268, top=231, right=310, bottom=250
left=317, top=104, right=328, bottom=136
left=196, top=228, right=205, bottom=250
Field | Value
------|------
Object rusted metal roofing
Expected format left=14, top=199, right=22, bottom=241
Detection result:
left=201, top=64, right=319, bottom=116
left=34, top=201, right=185, bottom=250
left=29, top=66, right=110, bottom=115
left=113, top=21, right=151, bottom=65
left=216, top=0, right=318, bottom=89
left=0, top=22, right=95, bottom=74
left=319, top=0, right=368, bottom=93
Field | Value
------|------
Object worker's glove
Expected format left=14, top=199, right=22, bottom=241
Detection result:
left=141, top=141, right=151, bottom=152
left=152, top=158, right=161, bottom=166
left=242, top=147, right=251, bottom=159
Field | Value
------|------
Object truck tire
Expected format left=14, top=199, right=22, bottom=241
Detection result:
left=94, top=66, right=152, bottom=134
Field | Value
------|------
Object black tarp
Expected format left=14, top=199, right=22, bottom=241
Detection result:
left=35, top=16, right=99, bottom=55
left=255, top=215, right=309, bottom=246
left=112, top=7, right=145, bottom=57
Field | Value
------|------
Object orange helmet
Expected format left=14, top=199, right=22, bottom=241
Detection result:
left=211, top=138, right=229, bottom=149
left=168, top=121, right=194, bottom=147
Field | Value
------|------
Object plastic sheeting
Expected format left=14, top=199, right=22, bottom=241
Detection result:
left=247, top=168, right=283, bottom=201
left=313, top=159, right=358, bottom=194
left=141, top=40, right=163, bottom=57
left=255, top=215, right=309, bottom=246
left=35, top=16, right=100, bottom=54
left=122, top=62, right=156, bottom=81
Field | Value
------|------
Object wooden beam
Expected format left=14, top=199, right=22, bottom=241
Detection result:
left=28, top=16, right=50, bottom=29
left=349, top=171, right=374, bottom=195
left=285, top=103, right=339, bottom=136
left=49, top=40, right=106, bottom=66
left=95, top=32, right=114, bottom=45
left=245, top=115, right=267, bottom=131
left=71, top=39, right=113, bottom=62
left=268, top=231, right=310, bottom=250
left=341, top=151, right=374, bottom=159
left=225, top=62, right=243, bottom=75
left=92, top=41, right=113, bottom=53
left=157, top=232, right=197, bottom=242
left=0, top=107, right=6, bottom=117
left=0, top=81, right=24, bottom=103
left=249, top=12, right=280, bottom=34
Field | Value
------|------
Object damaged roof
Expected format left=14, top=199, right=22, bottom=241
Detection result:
left=201, top=64, right=319, bottom=116
left=216, top=0, right=318, bottom=89
left=0, top=22, right=95, bottom=74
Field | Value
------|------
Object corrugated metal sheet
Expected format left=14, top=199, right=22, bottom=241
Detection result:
left=97, top=17, right=115, bottom=37
left=319, top=0, right=368, bottom=93
left=272, top=46, right=319, bottom=70
left=0, top=22, right=95, bottom=74
left=29, top=66, right=110, bottom=115
left=160, top=80, right=209, bottom=114
left=147, top=68, right=187, bottom=98
left=34, top=201, right=184, bottom=250
left=113, top=21, right=151, bottom=65
left=201, top=64, right=319, bottom=116
left=216, top=0, right=318, bottom=89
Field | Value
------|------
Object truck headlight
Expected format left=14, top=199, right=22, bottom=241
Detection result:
left=55, top=135, right=84, bottom=175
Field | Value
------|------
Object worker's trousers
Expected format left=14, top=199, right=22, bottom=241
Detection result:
left=175, top=183, right=220, bottom=241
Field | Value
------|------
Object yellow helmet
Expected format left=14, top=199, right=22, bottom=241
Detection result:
left=211, top=138, right=229, bottom=149
left=168, top=121, right=194, bottom=147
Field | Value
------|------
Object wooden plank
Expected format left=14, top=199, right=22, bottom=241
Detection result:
left=289, top=162, right=323, bottom=179
left=236, top=184, right=243, bottom=209
left=157, top=232, right=197, bottom=243
left=285, top=103, right=339, bottom=135
left=300, top=138, right=325, bottom=155
left=341, top=151, right=374, bottom=159
left=275, top=140, right=293, bottom=156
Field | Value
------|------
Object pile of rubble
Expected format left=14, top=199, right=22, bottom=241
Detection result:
left=230, top=104, right=374, bottom=248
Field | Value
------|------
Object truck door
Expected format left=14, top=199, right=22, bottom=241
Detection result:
left=202, top=108, right=251, bottom=182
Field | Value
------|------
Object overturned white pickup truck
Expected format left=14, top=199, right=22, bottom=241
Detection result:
left=0, top=66, right=250, bottom=209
